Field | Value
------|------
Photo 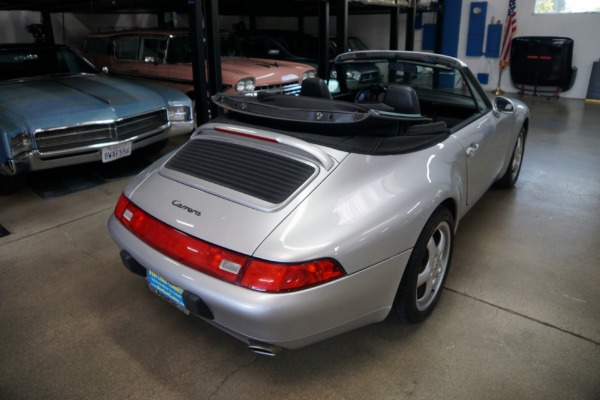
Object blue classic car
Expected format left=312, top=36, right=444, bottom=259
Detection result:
left=0, top=43, right=194, bottom=194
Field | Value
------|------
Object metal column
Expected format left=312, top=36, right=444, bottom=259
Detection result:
left=389, top=6, right=399, bottom=50
left=41, top=11, right=54, bottom=44
left=317, top=0, right=330, bottom=79
left=405, top=0, right=417, bottom=51
left=188, top=0, right=210, bottom=124
left=336, top=0, right=348, bottom=54
left=435, top=0, right=445, bottom=54
left=204, top=0, right=223, bottom=118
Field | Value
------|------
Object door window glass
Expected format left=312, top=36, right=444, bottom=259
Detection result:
left=140, top=38, right=167, bottom=63
left=115, top=38, right=139, bottom=61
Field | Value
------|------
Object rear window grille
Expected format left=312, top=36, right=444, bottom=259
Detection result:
left=165, top=139, right=315, bottom=204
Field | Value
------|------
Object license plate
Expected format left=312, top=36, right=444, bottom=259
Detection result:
left=102, top=142, right=131, bottom=163
left=148, top=270, right=189, bottom=314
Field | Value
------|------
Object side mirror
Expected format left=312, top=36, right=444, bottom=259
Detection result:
left=493, top=96, right=515, bottom=117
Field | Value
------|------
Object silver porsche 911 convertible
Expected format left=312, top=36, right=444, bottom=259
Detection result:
left=108, top=50, right=529, bottom=355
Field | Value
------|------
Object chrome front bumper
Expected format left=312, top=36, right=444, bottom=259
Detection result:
left=1, top=120, right=193, bottom=176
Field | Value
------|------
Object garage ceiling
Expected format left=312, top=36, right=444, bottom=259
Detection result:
left=0, top=0, right=412, bottom=15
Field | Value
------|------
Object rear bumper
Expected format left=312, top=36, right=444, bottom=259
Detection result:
left=108, top=214, right=410, bottom=349
left=1, top=121, right=192, bottom=176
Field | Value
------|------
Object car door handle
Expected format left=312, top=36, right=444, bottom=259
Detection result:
left=466, top=144, right=479, bottom=157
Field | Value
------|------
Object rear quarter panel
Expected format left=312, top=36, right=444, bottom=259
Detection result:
left=254, top=135, right=467, bottom=274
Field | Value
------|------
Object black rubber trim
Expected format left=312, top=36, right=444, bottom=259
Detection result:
left=120, top=250, right=147, bottom=277
left=183, top=291, right=214, bottom=320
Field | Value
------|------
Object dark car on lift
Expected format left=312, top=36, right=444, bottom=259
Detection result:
left=225, top=30, right=381, bottom=90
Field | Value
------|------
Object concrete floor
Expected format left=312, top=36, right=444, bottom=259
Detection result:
left=1, top=95, right=599, bottom=400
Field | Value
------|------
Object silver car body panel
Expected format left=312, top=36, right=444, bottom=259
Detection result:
left=109, top=213, right=410, bottom=348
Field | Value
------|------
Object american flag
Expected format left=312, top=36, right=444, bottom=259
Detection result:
left=499, top=0, right=517, bottom=71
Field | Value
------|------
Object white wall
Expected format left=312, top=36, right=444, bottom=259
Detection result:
left=339, top=1, right=599, bottom=99
left=52, top=13, right=160, bottom=50
left=0, top=11, right=158, bottom=52
left=457, top=0, right=600, bottom=98
left=1, top=11, right=45, bottom=42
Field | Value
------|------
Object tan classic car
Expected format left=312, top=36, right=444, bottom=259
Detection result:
left=84, top=29, right=316, bottom=98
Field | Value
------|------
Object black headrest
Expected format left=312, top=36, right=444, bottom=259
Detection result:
left=300, top=77, right=332, bottom=99
left=383, top=85, right=421, bottom=115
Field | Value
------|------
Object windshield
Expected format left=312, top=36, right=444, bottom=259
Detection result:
left=0, top=46, right=98, bottom=81
left=339, top=59, right=476, bottom=102
left=166, top=35, right=237, bottom=63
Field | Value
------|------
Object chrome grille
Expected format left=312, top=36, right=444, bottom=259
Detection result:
left=254, top=82, right=302, bottom=96
left=35, top=124, right=113, bottom=152
left=116, top=109, right=168, bottom=140
left=35, top=109, right=168, bottom=152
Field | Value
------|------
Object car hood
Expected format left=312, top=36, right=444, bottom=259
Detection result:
left=123, top=123, right=347, bottom=257
left=0, top=74, right=168, bottom=134
left=221, top=57, right=311, bottom=85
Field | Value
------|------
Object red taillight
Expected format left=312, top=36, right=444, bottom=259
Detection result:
left=114, top=193, right=345, bottom=292
left=239, top=259, right=345, bottom=292
left=116, top=198, right=246, bottom=283
left=114, top=193, right=130, bottom=219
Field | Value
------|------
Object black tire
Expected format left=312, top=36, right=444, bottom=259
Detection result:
left=494, top=127, right=526, bottom=189
left=392, top=206, right=454, bottom=323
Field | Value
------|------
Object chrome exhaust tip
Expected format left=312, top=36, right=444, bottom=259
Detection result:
left=248, top=340, right=282, bottom=356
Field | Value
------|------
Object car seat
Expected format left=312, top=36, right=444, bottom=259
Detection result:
left=300, top=77, right=332, bottom=99
left=383, top=85, right=421, bottom=115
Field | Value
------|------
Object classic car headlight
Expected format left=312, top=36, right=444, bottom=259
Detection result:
left=9, top=132, right=32, bottom=157
left=235, top=78, right=255, bottom=94
left=301, top=70, right=317, bottom=81
left=167, top=105, right=191, bottom=121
